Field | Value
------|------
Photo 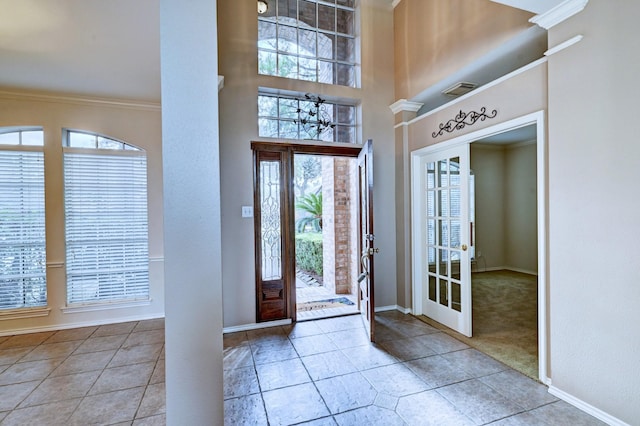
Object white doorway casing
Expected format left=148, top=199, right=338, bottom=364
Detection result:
left=411, top=111, right=548, bottom=383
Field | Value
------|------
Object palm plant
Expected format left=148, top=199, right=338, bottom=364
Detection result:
left=295, top=191, right=322, bottom=232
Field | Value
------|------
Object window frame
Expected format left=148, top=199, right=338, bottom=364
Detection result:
left=62, top=130, right=150, bottom=308
left=258, top=0, right=359, bottom=87
left=0, top=128, right=48, bottom=316
left=258, top=91, right=358, bottom=143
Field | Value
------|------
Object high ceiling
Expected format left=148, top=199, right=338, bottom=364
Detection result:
left=0, top=0, right=563, bottom=105
left=0, top=0, right=160, bottom=102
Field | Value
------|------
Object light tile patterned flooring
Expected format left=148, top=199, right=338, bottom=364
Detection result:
left=0, top=319, right=165, bottom=425
left=225, top=312, right=606, bottom=425
left=1, top=313, right=606, bottom=425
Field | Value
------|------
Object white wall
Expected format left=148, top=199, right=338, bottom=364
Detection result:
left=547, top=1, right=640, bottom=423
left=0, top=93, right=164, bottom=335
left=218, top=0, right=397, bottom=328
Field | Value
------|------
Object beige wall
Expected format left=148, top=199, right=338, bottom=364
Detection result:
left=546, top=1, right=640, bottom=423
left=393, top=0, right=533, bottom=100
left=0, top=93, right=164, bottom=333
left=218, top=0, right=396, bottom=327
left=471, top=142, right=537, bottom=274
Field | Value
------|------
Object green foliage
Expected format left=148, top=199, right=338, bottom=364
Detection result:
left=295, top=192, right=322, bottom=232
left=295, top=232, right=323, bottom=276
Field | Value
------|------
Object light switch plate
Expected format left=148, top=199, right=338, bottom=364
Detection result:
left=241, top=206, right=253, bottom=218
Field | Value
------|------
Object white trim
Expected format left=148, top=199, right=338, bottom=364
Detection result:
left=530, top=0, right=589, bottom=30
left=61, top=299, right=152, bottom=314
left=0, top=307, right=51, bottom=321
left=0, top=313, right=164, bottom=337
left=374, top=305, right=401, bottom=313
left=392, top=0, right=402, bottom=8
left=408, top=58, right=548, bottom=126
left=223, top=318, right=292, bottom=334
left=474, top=266, right=538, bottom=276
left=389, top=99, right=424, bottom=114
left=548, top=386, right=631, bottom=426
left=544, top=35, right=584, bottom=57
left=149, top=256, right=165, bottom=263
left=410, top=111, right=549, bottom=383
left=218, top=75, right=225, bottom=91
left=0, top=90, right=160, bottom=111
left=46, top=261, right=65, bottom=268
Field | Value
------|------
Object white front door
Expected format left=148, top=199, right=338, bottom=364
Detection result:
left=414, top=144, right=472, bottom=336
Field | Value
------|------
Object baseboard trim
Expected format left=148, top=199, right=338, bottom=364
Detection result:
left=0, top=313, right=165, bottom=337
left=548, top=385, right=630, bottom=426
left=476, top=266, right=538, bottom=276
left=375, top=305, right=413, bottom=314
left=223, top=318, right=292, bottom=334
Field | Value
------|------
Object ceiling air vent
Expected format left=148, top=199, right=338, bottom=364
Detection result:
left=442, top=82, right=477, bottom=97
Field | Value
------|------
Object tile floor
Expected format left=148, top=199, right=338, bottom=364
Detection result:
left=1, top=312, right=606, bottom=425
left=224, top=312, right=606, bottom=426
left=0, top=319, right=165, bottom=425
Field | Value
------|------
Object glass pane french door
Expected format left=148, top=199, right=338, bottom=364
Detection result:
left=420, top=144, right=472, bottom=336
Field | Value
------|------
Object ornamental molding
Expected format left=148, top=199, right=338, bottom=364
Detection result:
left=530, top=0, right=589, bottom=30
left=432, top=108, right=498, bottom=138
left=544, top=35, right=584, bottom=57
left=389, top=99, right=424, bottom=114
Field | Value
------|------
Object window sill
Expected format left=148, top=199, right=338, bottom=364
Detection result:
left=61, top=299, right=152, bottom=314
left=0, top=307, right=51, bottom=321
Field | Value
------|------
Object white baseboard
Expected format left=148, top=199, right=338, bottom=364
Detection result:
left=548, top=385, right=631, bottom=426
left=223, top=318, right=292, bottom=334
left=0, top=313, right=165, bottom=337
left=223, top=306, right=415, bottom=334
left=375, top=305, right=413, bottom=315
left=476, top=266, right=538, bottom=276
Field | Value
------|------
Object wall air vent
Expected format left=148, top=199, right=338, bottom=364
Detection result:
left=442, top=82, right=477, bottom=97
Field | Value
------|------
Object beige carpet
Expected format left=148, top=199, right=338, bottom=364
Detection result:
left=418, top=270, right=538, bottom=380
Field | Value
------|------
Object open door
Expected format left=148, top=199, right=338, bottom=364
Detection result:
left=419, top=144, right=472, bottom=336
left=358, top=139, right=376, bottom=342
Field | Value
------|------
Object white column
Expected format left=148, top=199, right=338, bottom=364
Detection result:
left=160, top=0, right=223, bottom=424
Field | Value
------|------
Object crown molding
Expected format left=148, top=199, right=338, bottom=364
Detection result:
left=530, top=0, right=589, bottom=30
left=0, top=89, right=161, bottom=111
left=389, top=99, right=423, bottom=114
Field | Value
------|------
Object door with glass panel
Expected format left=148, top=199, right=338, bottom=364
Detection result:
left=253, top=147, right=293, bottom=322
left=420, top=145, right=472, bottom=336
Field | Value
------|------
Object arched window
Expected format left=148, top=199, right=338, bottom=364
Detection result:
left=258, top=0, right=357, bottom=87
left=0, top=127, right=46, bottom=310
left=63, top=130, right=149, bottom=305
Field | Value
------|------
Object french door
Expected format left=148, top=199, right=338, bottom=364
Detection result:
left=414, top=143, right=472, bottom=336
left=252, top=141, right=376, bottom=341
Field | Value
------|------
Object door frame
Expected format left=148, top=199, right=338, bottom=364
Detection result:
left=252, top=141, right=362, bottom=323
left=410, top=111, right=549, bottom=383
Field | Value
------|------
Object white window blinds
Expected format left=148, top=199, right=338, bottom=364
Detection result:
left=64, top=150, right=149, bottom=304
left=0, top=149, right=47, bottom=310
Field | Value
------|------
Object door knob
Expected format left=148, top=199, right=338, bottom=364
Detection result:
left=461, top=244, right=468, bottom=251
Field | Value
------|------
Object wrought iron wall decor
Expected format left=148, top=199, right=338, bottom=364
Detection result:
left=432, top=107, right=498, bottom=138
left=295, top=94, right=335, bottom=139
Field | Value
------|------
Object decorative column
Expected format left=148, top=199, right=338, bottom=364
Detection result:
left=389, top=99, right=423, bottom=312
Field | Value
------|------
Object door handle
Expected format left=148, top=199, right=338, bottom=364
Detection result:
left=461, top=244, right=468, bottom=251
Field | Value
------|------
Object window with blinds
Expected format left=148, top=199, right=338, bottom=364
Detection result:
left=64, top=131, right=149, bottom=305
left=0, top=129, right=47, bottom=310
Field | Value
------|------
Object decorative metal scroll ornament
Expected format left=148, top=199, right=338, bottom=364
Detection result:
left=295, top=94, right=336, bottom=139
left=432, top=107, right=498, bottom=138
